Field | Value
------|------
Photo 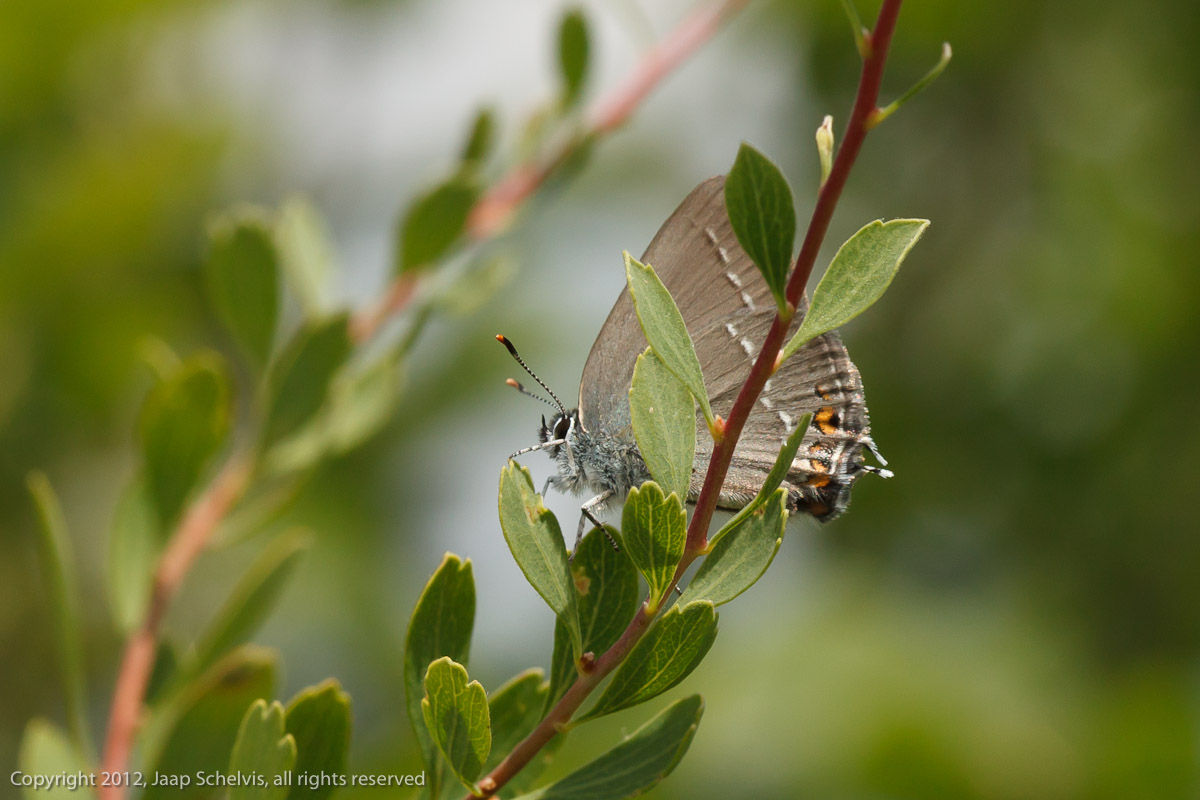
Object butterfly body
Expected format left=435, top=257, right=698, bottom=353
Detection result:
left=517, top=174, right=888, bottom=545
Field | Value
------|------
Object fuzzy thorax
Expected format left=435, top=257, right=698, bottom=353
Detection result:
left=541, top=410, right=650, bottom=509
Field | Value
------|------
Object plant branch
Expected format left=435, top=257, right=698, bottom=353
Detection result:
left=98, top=0, right=743, bottom=789
left=683, top=0, right=902, bottom=555
left=353, top=0, right=751, bottom=346
left=99, top=455, right=253, bottom=800
left=467, top=2, right=905, bottom=797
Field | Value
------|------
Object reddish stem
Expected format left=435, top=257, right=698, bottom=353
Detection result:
left=354, top=0, right=752, bottom=346
left=99, top=456, right=253, bottom=800
left=686, top=0, right=902, bottom=554
left=466, top=2, right=905, bottom=798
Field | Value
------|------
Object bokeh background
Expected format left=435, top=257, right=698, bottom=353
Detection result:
left=3, top=0, right=1198, bottom=797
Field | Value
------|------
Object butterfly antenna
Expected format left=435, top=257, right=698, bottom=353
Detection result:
left=495, top=335, right=567, bottom=414
left=505, top=378, right=559, bottom=412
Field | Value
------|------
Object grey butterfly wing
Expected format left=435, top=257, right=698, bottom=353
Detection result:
left=578, top=176, right=776, bottom=435
left=579, top=174, right=875, bottom=519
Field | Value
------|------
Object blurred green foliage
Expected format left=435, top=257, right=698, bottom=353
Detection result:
left=2, top=0, right=1198, bottom=797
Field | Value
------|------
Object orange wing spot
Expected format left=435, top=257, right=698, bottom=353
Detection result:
left=806, top=474, right=832, bottom=488
left=815, top=405, right=838, bottom=435
left=808, top=458, right=830, bottom=474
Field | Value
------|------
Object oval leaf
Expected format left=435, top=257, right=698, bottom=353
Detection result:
left=680, top=489, right=787, bottom=607
left=782, top=218, right=929, bottom=362
left=422, top=657, right=491, bottom=792
left=397, top=178, right=480, bottom=273
left=277, top=196, right=336, bottom=318
left=189, top=530, right=311, bottom=681
left=18, top=719, right=96, bottom=800
left=545, top=526, right=640, bottom=711
left=630, top=348, right=695, bottom=502
left=26, top=473, right=89, bottom=753
left=624, top=253, right=714, bottom=428
left=228, top=700, right=296, bottom=800
left=107, top=476, right=161, bottom=634
left=460, top=108, right=496, bottom=168
left=558, top=9, right=589, bottom=108
left=498, top=462, right=582, bottom=655
left=262, top=314, right=351, bottom=448
left=581, top=602, right=717, bottom=721
left=284, top=680, right=351, bottom=800
left=139, top=353, right=232, bottom=526
left=725, top=143, right=796, bottom=307
left=206, top=213, right=279, bottom=369
left=265, top=354, right=401, bottom=475
left=404, top=553, right=476, bottom=796
left=511, top=695, right=704, bottom=800
left=621, top=482, right=686, bottom=607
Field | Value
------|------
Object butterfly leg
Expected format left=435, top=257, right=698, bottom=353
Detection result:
left=571, top=490, right=616, bottom=560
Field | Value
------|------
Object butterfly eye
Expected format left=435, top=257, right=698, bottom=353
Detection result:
left=553, top=415, right=571, bottom=440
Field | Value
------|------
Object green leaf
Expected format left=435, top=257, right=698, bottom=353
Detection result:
left=781, top=218, right=929, bottom=362
left=679, top=489, right=787, bottom=607
left=18, top=719, right=96, bottom=800
left=620, top=482, right=686, bottom=607
left=432, top=254, right=516, bottom=318
left=325, top=357, right=400, bottom=453
left=189, top=530, right=310, bottom=680
left=512, top=695, right=704, bottom=800
left=265, top=353, right=401, bottom=475
left=228, top=700, right=296, bottom=800
left=709, top=412, right=810, bottom=540
left=26, top=473, right=90, bottom=754
left=397, top=177, right=480, bottom=273
left=284, top=679, right=352, bottom=800
left=624, top=253, right=714, bottom=428
left=581, top=602, right=717, bottom=721
left=460, top=108, right=496, bottom=167
left=630, top=348, right=695, bottom=502
left=107, top=476, right=160, bottom=634
left=546, top=526, right=640, bottom=711
left=421, top=657, right=491, bottom=793
left=138, top=353, right=232, bottom=526
left=498, top=462, right=582, bottom=655
left=404, top=553, right=476, bottom=796
left=144, top=647, right=277, bottom=800
left=558, top=8, right=589, bottom=108
left=146, top=639, right=181, bottom=705
left=486, top=669, right=547, bottom=773
left=724, top=143, right=796, bottom=308
left=277, top=196, right=336, bottom=318
left=206, top=213, right=280, bottom=369
left=262, top=314, right=352, bottom=448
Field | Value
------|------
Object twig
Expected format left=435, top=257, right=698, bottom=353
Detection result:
left=467, top=1, right=906, bottom=796
left=98, top=456, right=252, bottom=800
left=353, top=0, right=752, bottom=345
left=684, top=0, right=902, bottom=554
